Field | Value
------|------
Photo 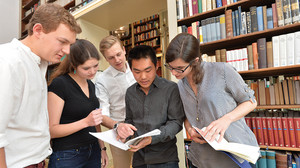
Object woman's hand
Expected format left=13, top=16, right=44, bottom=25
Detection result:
left=101, top=149, right=109, bottom=168
left=203, top=116, right=232, bottom=143
left=84, top=109, right=103, bottom=127
left=187, top=127, right=207, bottom=144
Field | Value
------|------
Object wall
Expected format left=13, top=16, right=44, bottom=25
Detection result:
left=0, top=1, right=20, bottom=44
left=77, top=19, right=110, bottom=71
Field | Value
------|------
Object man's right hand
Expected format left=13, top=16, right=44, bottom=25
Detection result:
left=116, top=123, right=137, bottom=142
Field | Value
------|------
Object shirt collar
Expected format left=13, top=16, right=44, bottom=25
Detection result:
left=12, top=38, right=42, bottom=65
left=136, top=75, right=160, bottom=91
left=109, top=62, right=131, bottom=77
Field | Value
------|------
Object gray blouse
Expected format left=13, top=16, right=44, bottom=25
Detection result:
left=178, top=62, right=258, bottom=168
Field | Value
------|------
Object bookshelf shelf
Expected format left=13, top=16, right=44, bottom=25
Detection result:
left=64, top=0, right=75, bottom=10
left=23, top=0, right=40, bottom=10
left=256, top=105, right=300, bottom=109
left=134, top=35, right=160, bottom=44
left=134, top=27, right=159, bottom=35
left=200, top=23, right=300, bottom=54
left=260, top=145, right=300, bottom=152
left=22, top=11, right=34, bottom=23
left=239, top=65, right=300, bottom=80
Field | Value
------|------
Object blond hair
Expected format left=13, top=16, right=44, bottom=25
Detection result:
left=99, top=35, right=124, bottom=56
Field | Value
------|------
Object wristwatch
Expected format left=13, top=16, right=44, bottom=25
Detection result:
left=101, top=147, right=107, bottom=151
left=113, top=123, right=119, bottom=132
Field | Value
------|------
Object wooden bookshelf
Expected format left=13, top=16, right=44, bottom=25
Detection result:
left=260, top=145, right=300, bottom=152
left=134, top=27, right=159, bottom=35
left=23, top=0, right=40, bottom=10
left=133, top=17, right=159, bottom=27
left=239, top=65, right=300, bottom=80
left=256, top=105, right=300, bottom=109
left=134, top=35, right=160, bottom=44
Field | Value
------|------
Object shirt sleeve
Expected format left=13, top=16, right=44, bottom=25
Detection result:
left=224, top=63, right=256, bottom=104
left=95, top=77, right=110, bottom=117
left=124, top=89, right=134, bottom=125
left=48, top=77, right=66, bottom=100
left=151, top=83, right=185, bottom=145
left=0, top=62, right=20, bottom=148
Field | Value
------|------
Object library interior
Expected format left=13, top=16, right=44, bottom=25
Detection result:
left=1, top=0, right=300, bottom=167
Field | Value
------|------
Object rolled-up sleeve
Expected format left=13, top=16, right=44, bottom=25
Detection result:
left=224, top=63, right=256, bottom=104
left=95, top=77, right=110, bottom=117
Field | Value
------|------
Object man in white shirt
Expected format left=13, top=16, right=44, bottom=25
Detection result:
left=95, top=35, right=136, bottom=168
left=0, top=4, right=81, bottom=168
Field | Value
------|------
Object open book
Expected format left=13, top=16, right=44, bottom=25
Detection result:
left=90, top=129, right=161, bottom=151
left=193, top=126, right=260, bottom=164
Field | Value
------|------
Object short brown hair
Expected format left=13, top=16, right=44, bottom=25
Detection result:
left=99, top=35, right=124, bottom=56
left=28, top=3, right=81, bottom=35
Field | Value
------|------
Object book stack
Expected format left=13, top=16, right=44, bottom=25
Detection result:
left=256, top=150, right=300, bottom=168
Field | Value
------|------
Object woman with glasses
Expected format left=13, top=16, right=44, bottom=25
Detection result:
left=165, top=33, right=259, bottom=168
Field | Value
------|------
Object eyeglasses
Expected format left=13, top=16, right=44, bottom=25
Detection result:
left=164, top=61, right=193, bottom=73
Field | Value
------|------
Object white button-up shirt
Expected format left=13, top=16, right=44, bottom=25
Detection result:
left=95, top=63, right=136, bottom=121
left=0, top=39, right=52, bottom=167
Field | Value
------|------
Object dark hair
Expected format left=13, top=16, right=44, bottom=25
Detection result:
left=166, top=33, right=203, bottom=84
left=49, top=39, right=100, bottom=84
left=28, top=3, right=81, bottom=35
left=128, top=45, right=157, bottom=68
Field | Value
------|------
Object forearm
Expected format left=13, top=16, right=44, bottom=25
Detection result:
left=101, top=116, right=118, bottom=129
left=184, top=118, right=192, bottom=132
left=223, top=100, right=257, bottom=123
left=0, top=147, right=7, bottom=168
left=152, top=119, right=183, bottom=144
left=50, top=119, right=88, bottom=138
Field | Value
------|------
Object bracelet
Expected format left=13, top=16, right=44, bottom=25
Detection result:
left=101, top=147, right=107, bottom=151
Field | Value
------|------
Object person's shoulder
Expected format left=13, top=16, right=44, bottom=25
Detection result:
left=0, top=42, right=22, bottom=64
left=95, top=68, right=113, bottom=83
left=158, top=77, right=177, bottom=89
left=126, top=82, right=138, bottom=92
left=50, top=75, right=68, bottom=86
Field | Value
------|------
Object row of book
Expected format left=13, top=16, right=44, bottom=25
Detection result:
left=133, top=20, right=159, bottom=34
left=245, top=110, right=300, bottom=148
left=176, top=0, right=244, bottom=19
left=256, top=150, right=300, bottom=168
left=133, top=14, right=159, bottom=26
left=179, top=2, right=300, bottom=44
left=134, top=29, right=159, bottom=42
left=247, top=77, right=300, bottom=106
left=199, top=31, right=300, bottom=72
left=135, top=37, right=160, bottom=47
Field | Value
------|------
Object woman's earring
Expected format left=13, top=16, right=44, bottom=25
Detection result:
left=74, top=70, right=76, bottom=74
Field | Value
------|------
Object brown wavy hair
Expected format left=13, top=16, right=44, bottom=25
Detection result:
left=48, top=39, right=100, bottom=84
left=28, top=3, right=81, bottom=35
left=165, top=33, right=203, bottom=84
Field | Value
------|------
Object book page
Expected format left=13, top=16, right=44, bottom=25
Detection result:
left=192, top=126, right=260, bottom=164
left=90, top=129, right=161, bottom=151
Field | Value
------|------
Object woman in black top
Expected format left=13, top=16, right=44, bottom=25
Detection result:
left=48, top=39, right=108, bottom=168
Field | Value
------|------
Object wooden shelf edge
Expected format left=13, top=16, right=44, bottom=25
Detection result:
left=134, top=27, right=159, bottom=35
left=256, top=105, right=300, bottom=109
left=23, top=0, right=40, bottom=10
left=260, top=145, right=300, bottom=151
left=64, top=0, right=75, bottom=10
left=22, top=12, right=34, bottom=23
left=135, top=36, right=160, bottom=44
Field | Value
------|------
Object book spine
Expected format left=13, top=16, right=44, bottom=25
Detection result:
left=257, top=6, right=264, bottom=31
left=198, top=0, right=202, bottom=13
left=225, top=9, right=233, bottom=38
left=250, top=6, right=258, bottom=32
left=252, top=42, right=259, bottom=69
left=267, top=117, right=275, bottom=146
left=276, top=0, right=285, bottom=26
left=295, top=31, right=300, bottom=65
left=277, top=117, right=285, bottom=147
left=263, top=6, right=268, bottom=30
left=291, top=0, right=300, bottom=23
left=232, top=10, right=237, bottom=37
left=256, top=117, right=265, bottom=145
left=272, top=117, right=280, bottom=146
left=286, top=33, right=295, bottom=66
left=257, top=38, right=267, bottom=69
left=192, top=0, right=199, bottom=15
left=272, top=35, right=280, bottom=67
left=288, top=117, right=297, bottom=147
left=251, top=116, right=258, bottom=142
left=266, top=41, right=273, bottom=68
left=282, top=117, right=291, bottom=147
left=294, top=117, right=300, bottom=148
left=220, top=14, right=226, bottom=39
left=283, top=0, right=293, bottom=25
left=246, top=11, right=252, bottom=34
left=247, top=45, right=254, bottom=70
left=272, top=3, right=279, bottom=28
left=267, top=8, right=274, bottom=29
left=279, top=34, right=287, bottom=66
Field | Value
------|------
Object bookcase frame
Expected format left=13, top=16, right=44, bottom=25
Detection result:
left=177, top=0, right=300, bottom=152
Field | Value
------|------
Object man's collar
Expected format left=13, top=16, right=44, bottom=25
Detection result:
left=13, top=38, right=42, bottom=65
left=110, top=62, right=130, bottom=77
